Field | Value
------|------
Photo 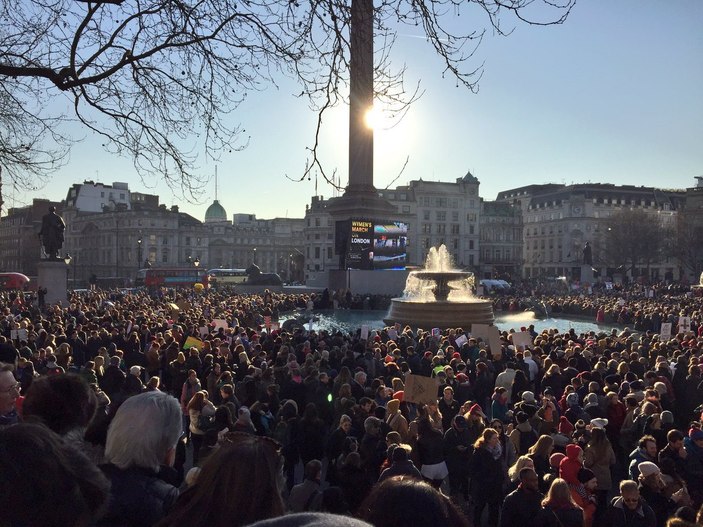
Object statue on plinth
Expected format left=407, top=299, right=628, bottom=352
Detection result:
left=38, top=206, right=66, bottom=260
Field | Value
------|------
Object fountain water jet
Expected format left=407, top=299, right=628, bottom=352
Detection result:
left=384, top=245, right=494, bottom=329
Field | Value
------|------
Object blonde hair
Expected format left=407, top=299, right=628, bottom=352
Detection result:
left=509, top=455, right=535, bottom=482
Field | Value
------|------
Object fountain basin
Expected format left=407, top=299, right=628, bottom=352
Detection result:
left=384, top=298, right=495, bottom=329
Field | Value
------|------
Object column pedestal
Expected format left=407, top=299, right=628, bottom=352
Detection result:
left=37, top=260, right=69, bottom=306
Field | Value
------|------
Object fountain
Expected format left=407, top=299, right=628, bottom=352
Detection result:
left=384, top=245, right=495, bottom=329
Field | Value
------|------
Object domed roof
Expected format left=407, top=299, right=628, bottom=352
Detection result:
left=462, top=170, right=479, bottom=183
left=204, top=199, right=228, bottom=222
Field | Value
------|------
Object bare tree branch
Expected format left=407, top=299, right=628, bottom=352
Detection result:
left=0, top=0, right=575, bottom=197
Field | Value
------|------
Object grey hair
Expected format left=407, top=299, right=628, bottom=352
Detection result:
left=104, top=391, right=182, bottom=471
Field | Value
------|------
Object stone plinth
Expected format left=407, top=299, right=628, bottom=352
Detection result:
left=580, top=264, right=594, bottom=285
left=37, top=260, right=69, bottom=306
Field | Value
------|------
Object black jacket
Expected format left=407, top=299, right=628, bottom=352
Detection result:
left=603, top=496, right=656, bottom=527
left=97, top=464, right=179, bottom=527
left=499, top=486, right=543, bottom=527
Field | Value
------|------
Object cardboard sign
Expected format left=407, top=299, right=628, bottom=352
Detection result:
left=176, top=300, right=191, bottom=312
left=431, top=328, right=441, bottom=339
left=471, top=324, right=492, bottom=343
left=605, top=282, right=613, bottom=290
left=360, top=325, right=369, bottom=341
left=270, top=322, right=280, bottom=332
left=660, top=323, right=672, bottom=340
left=454, top=334, right=468, bottom=348
left=512, top=331, right=533, bottom=350
left=199, top=326, right=209, bottom=338
left=487, top=326, right=503, bottom=360
left=387, top=328, right=398, bottom=341
left=168, top=303, right=180, bottom=314
left=404, top=374, right=439, bottom=405
left=183, top=336, right=203, bottom=350
left=678, top=317, right=691, bottom=333
left=212, top=319, right=228, bottom=332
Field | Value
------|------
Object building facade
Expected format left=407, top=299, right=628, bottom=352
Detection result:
left=496, top=183, right=686, bottom=281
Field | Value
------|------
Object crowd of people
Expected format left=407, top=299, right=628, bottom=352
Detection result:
left=0, top=283, right=703, bottom=527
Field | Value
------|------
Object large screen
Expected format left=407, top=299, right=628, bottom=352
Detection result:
left=336, top=219, right=407, bottom=270
left=373, top=222, right=408, bottom=270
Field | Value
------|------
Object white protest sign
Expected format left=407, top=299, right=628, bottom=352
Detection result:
left=660, top=323, right=672, bottom=340
left=678, top=317, right=691, bottom=333
left=454, top=334, right=468, bottom=348
left=212, top=319, right=228, bottom=332
left=360, top=325, right=369, bottom=341
left=387, top=328, right=398, bottom=341
left=511, top=331, right=533, bottom=350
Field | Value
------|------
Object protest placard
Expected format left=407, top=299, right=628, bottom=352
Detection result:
left=212, top=319, right=228, bottom=332
left=678, top=317, right=691, bottom=333
left=360, top=325, right=369, bottom=341
left=404, top=374, right=439, bottom=405
left=387, top=328, right=398, bottom=341
left=454, top=334, right=468, bottom=348
left=511, top=331, right=533, bottom=350
left=183, top=336, right=203, bottom=350
left=487, top=326, right=503, bottom=360
left=660, top=323, right=672, bottom=340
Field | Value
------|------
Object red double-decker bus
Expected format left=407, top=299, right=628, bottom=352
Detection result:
left=0, top=273, right=30, bottom=291
left=135, top=268, right=209, bottom=289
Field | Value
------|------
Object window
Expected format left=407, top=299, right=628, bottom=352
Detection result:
left=436, top=211, right=446, bottom=221
left=437, top=224, right=446, bottom=234
left=451, top=224, right=460, bottom=234
left=452, top=211, right=459, bottom=222
left=162, top=236, right=168, bottom=245
left=327, top=247, right=333, bottom=259
left=422, top=223, right=432, bottom=234
left=314, top=247, right=320, bottom=258
left=469, top=225, right=475, bottom=235
left=436, top=197, right=447, bottom=208
left=424, top=210, right=430, bottom=220
left=469, top=240, right=474, bottom=250
left=185, top=237, right=191, bottom=246
left=315, top=218, right=320, bottom=227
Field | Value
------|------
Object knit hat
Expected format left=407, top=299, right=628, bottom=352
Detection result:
left=469, top=403, right=486, bottom=417
left=558, top=416, right=574, bottom=436
left=129, top=365, right=142, bottom=376
left=590, top=418, right=608, bottom=430
left=566, top=393, right=579, bottom=407
left=522, top=391, right=536, bottom=403
left=653, top=382, right=668, bottom=395
left=584, top=393, right=599, bottom=408
left=577, top=468, right=596, bottom=484
left=549, top=452, right=566, bottom=469
left=660, top=411, right=674, bottom=425
left=559, top=445, right=583, bottom=484
left=689, top=428, right=703, bottom=441
left=638, top=461, right=660, bottom=478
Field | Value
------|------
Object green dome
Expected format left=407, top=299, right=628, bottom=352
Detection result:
left=204, top=199, right=228, bottom=222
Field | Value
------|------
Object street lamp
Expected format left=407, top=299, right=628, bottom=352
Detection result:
left=252, top=247, right=257, bottom=264
left=64, top=253, right=72, bottom=289
left=137, top=237, right=143, bottom=270
left=193, top=256, right=200, bottom=267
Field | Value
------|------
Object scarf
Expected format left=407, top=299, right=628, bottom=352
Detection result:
left=487, top=442, right=503, bottom=460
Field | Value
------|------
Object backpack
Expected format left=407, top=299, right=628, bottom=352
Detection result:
left=518, top=427, right=538, bottom=455
left=198, top=413, right=216, bottom=432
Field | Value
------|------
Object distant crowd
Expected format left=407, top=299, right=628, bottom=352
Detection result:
left=0, top=283, right=702, bottom=527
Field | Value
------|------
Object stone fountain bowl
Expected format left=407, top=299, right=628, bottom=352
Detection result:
left=411, top=270, right=472, bottom=281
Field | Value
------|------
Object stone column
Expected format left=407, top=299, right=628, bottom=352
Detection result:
left=348, top=0, right=374, bottom=192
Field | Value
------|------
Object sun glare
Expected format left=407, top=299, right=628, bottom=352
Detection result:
left=364, top=105, right=379, bottom=130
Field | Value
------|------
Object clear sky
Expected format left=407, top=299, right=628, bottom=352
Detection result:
left=12, top=0, right=703, bottom=222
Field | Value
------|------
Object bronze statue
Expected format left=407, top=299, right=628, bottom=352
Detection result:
left=38, top=206, right=66, bottom=259
left=582, top=241, right=593, bottom=266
